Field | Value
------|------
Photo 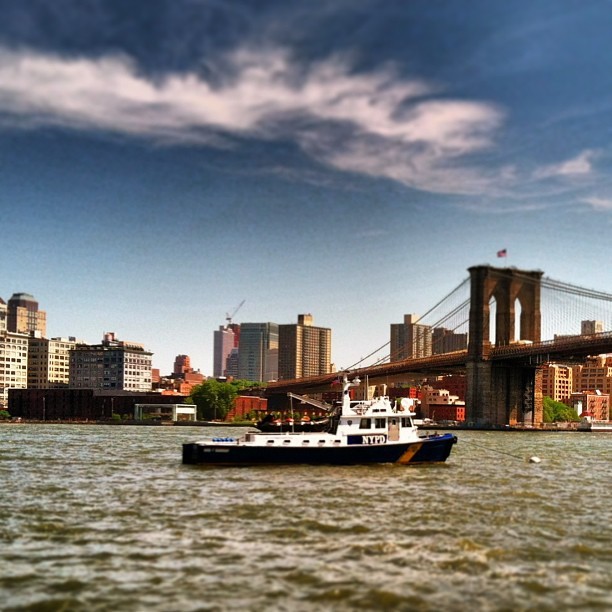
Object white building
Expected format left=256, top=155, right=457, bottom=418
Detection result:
left=0, top=298, right=29, bottom=409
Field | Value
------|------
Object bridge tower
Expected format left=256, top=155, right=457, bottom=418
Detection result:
left=465, top=265, right=544, bottom=426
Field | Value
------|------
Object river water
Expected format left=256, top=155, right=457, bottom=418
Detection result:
left=0, top=424, right=610, bottom=611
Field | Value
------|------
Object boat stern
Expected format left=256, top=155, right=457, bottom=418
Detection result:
left=182, top=442, right=200, bottom=465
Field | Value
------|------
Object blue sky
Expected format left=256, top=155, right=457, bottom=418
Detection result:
left=2, top=0, right=612, bottom=375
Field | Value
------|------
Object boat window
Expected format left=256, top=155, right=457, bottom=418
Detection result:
left=359, top=418, right=372, bottom=429
left=302, top=440, right=310, bottom=444
left=283, top=440, right=291, bottom=444
left=401, top=417, right=413, bottom=427
left=375, top=418, right=386, bottom=429
left=266, top=440, right=274, bottom=445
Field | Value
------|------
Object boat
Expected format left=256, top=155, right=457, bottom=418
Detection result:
left=182, top=374, right=458, bottom=466
left=577, top=415, right=612, bottom=432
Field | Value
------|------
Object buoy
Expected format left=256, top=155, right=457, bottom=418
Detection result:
left=528, top=456, right=541, bottom=464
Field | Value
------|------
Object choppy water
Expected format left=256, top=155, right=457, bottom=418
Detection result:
left=0, top=425, right=610, bottom=611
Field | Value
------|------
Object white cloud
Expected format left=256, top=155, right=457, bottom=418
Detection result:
left=534, top=150, right=596, bottom=179
left=0, top=45, right=505, bottom=194
left=583, top=196, right=612, bottom=211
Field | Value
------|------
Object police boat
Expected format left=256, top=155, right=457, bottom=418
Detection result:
left=182, top=374, right=457, bottom=466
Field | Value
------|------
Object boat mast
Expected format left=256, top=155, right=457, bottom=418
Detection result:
left=342, top=373, right=361, bottom=415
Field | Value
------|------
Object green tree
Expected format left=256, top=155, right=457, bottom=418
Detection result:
left=542, top=397, right=580, bottom=423
left=189, top=379, right=239, bottom=421
left=229, top=379, right=264, bottom=392
left=0, top=409, right=11, bottom=420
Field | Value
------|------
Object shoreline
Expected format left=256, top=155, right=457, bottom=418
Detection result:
left=0, top=419, right=597, bottom=432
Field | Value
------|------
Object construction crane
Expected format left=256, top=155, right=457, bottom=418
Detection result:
left=226, top=300, right=245, bottom=327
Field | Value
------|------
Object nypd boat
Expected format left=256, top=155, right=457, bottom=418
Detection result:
left=182, top=374, right=457, bottom=466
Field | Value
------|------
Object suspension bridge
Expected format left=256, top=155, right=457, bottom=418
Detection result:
left=265, top=265, right=612, bottom=426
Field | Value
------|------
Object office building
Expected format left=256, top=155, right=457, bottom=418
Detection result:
left=69, top=332, right=153, bottom=391
left=390, top=314, right=432, bottom=361
left=225, top=347, right=239, bottom=378
left=237, top=323, right=278, bottom=382
left=7, top=293, right=47, bottom=337
left=27, top=336, right=78, bottom=389
left=278, top=314, right=331, bottom=380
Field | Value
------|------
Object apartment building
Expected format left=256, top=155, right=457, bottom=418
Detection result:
left=278, top=314, right=331, bottom=380
left=541, top=363, right=573, bottom=403
left=569, top=391, right=610, bottom=421
left=581, top=320, right=603, bottom=335
left=69, top=332, right=153, bottom=391
left=573, top=355, right=612, bottom=397
left=0, top=298, right=29, bottom=409
left=390, top=314, right=432, bottom=361
left=27, top=335, right=78, bottom=389
left=432, top=327, right=468, bottom=354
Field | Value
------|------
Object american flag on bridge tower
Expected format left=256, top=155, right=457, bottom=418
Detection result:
left=497, top=249, right=507, bottom=258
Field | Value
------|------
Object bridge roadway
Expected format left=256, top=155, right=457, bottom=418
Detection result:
left=264, top=332, right=612, bottom=396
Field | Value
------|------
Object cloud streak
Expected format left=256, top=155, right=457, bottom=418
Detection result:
left=0, top=45, right=505, bottom=194
left=533, top=150, right=597, bottom=179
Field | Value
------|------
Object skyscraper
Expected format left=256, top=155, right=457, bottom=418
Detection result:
left=225, top=347, right=239, bottom=378
left=390, top=314, right=432, bottom=361
left=213, top=325, right=236, bottom=378
left=278, top=314, right=331, bottom=380
left=237, top=323, right=278, bottom=382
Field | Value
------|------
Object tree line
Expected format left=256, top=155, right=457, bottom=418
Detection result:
left=187, top=379, right=262, bottom=421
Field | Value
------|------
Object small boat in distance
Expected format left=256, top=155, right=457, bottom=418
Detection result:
left=577, top=415, right=612, bottom=432
left=182, top=374, right=457, bottom=466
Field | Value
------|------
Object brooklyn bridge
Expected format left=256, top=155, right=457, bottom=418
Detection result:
left=264, top=265, right=612, bottom=426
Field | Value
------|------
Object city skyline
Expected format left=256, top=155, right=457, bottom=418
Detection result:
left=3, top=1, right=612, bottom=374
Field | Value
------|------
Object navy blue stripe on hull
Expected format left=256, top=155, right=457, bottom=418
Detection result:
left=411, top=434, right=457, bottom=463
left=182, top=434, right=456, bottom=466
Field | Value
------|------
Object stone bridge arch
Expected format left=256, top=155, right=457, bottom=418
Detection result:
left=466, top=265, right=544, bottom=425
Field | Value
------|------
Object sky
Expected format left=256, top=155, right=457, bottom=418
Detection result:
left=2, top=0, right=612, bottom=375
